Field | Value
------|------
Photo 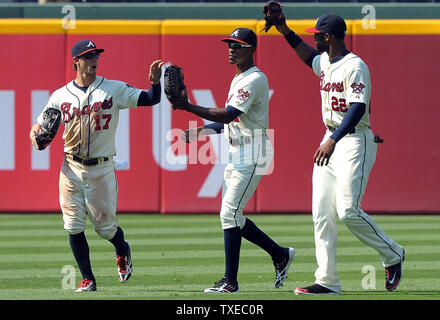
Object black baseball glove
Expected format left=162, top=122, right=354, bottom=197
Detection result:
left=164, top=65, right=188, bottom=110
left=35, top=108, right=61, bottom=150
left=261, top=1, right=286, bottom=33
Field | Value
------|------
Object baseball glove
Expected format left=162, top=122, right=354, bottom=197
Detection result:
left=164, top=65, right=188, bottom=110
left=261, top=1, right=285, bottom=33
left=35, top=108, right=61, bottom=150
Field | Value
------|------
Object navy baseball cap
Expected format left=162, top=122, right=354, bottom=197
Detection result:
left=221, top=28, right=257, bottom=47
left=305, top=13, right=347, bottom=39
left=72, top=40, right=105, bottom=58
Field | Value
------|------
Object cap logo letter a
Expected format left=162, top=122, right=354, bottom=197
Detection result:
left=87, top=41, right=96, bottom=48
left=231, top=30, right=240, bottom=37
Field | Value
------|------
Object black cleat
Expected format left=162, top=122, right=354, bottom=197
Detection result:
left=116, top=241, right=133, bottom=282
left=75, top=279, right=97, bottom=292
left=294, top=283, right=339, bottom=295
left=274, top=247, right=296, bottom=288
left=385, top=249, right=405, bottom=292
left=204, top=277, right=239, bottom=293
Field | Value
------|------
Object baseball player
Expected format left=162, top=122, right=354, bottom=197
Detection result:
left=173, top=28, right=295, bottom=293
left=30, top=40, right=164, bottom=292
left=270, top=11, right=405, bottom=294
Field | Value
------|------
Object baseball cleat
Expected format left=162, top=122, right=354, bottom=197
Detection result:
left=274, top=247, right=296, bottom=288
left=294, top=283, right=339, bottom=295
left=385, top=248, right=405, bottom=292
left=204, top=277, right=239, bottom=293
left=75, top=279, right=97, bottom=292
left=116, top=241, right=133, bottom=282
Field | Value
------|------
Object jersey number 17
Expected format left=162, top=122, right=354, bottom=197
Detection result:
left=94, top=114, right=112, bottom=130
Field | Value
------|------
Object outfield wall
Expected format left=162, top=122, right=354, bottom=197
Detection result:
left=0, top=19, right=439, bottom=214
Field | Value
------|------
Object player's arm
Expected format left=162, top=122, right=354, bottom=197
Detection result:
left=198, top=105, right=241, bottom=135
left=276, top=22, right=319, bottom=68
left=179, top=104, right=242, bottom=124
left=137, top=83, right=161, bottom=106
left=181, top=106, right=242, bottom=143
left=30, top=92, right=60, bottom=150
left=313, top=102, right=366, bottom=166
left=182, top=123, right=222, bottom=144
left=189, top=106, right=240, bottom=138
left=329, top=67, right=369, bottom=142
left=137, top=59, right=164, bottom=106
left=329, top=102, right=366, bottom=142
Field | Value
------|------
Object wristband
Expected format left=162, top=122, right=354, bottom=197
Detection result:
left=285, top=31, right=303, bottom=48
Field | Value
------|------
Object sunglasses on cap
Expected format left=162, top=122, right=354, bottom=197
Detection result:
left=227, top=42, right=253, bottom=49
left=79, top=52, right=100, bottom=60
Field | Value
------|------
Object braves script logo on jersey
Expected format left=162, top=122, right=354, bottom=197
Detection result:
left=236, top=88, right=250, bottom=102
left=61, top=97, right=113, bottom=123
left=351, top=82, right=365, bottom=94
left=320, top=71, right=344, bottom=93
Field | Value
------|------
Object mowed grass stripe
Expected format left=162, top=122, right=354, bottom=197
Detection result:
left=1, top=214, right=438, bottom=235
left=3, top=259, right=440, bottom=281
left=0, top=254, right=437, bottom=272
left=2, top=289, right=437, bottom=301
left=0, top=250, right=436, bottom=269
left=1, top=241, right=439, bottom=259
left=2, top=287, right=437, bottom=301
left=2, top=232, right=440, bottom=249
left=0, top=213, right=313, bottom=227
left=0, top=214, right=437, bottom=226
left=2, top=261, right=438, bottom=290
left=1, top=224, right=438, bottom=238
left=2, top=272, right=439, bottom=300
left=0, top=224, right=310, bottom=237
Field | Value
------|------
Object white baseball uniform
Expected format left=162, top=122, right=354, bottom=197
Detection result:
left=311, top=52, right=404, bottom=293
left=38, top=76, right=142, bottom=240
left=220, top=66, right=273, bottom=230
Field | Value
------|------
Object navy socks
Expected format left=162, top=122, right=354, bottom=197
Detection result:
left=109, top=226, right=129, bottom=257
left=241, top=218, right=285, bottom=261
left=69, top=232, right=95, bottom=281
left=223, top=218, right=285, bottom=285
left=223, top=227, right=241, bottom=285
left=69, top=226, right=128, bottom=281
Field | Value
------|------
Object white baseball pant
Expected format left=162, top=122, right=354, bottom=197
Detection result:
left=59, top=156, right=118, bottom=240
left=220, top=136, right=273, bottom=230
left=312, top=128, right=404, bottom=293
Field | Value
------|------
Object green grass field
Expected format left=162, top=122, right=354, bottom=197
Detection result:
left=0, top=213, right=439, bottom=302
